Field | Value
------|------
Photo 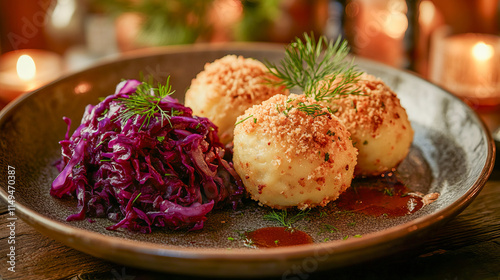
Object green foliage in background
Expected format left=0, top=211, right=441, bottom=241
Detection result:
left=93, top=0, right=214, bottom=45
left=235, top=0, right=281, bottom=41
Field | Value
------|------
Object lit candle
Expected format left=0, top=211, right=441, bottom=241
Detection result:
left=430, top=30, right=500, bottom=108
left=0, top=49, right=63, bottom=103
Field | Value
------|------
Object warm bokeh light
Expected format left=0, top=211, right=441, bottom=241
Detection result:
left=419, top=0, right=436, bottom=26
left=388, top=0, right=408, bottom=13
left=472, top=42, right=494, bottom=61
left=51, top=0, right=77, bottom=28
left=384, top=12, right=408, bottom=38
left=16, top=55, right=36, bottom=81
left=74, top=82, right=92, bottom=94
left=383, top=0, right=408, bottom=39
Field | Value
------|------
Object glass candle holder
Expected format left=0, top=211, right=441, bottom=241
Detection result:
left=0, top=49, right=63, bottom=103
left=429, top=26, right=500, bottom=108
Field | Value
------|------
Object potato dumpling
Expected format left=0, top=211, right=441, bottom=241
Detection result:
left=185, top=55, right=287, bottom=144
left=330, top=73, right=414, bottom=177
left=233, top=94, right=357, bottom=210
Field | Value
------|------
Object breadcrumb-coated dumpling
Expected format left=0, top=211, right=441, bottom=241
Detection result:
left=330, top=73, right=414, bottom=177
left=233, top=94, right=357, bottom=210
left=185, top=55, right=288, bottom=144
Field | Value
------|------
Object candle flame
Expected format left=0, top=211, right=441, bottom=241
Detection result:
left=472, top=42, right=494, bottom=61
left=16, top=55, right=36, bottom=81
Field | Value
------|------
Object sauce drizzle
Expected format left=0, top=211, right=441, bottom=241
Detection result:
left=336, top=176, right=424, bottom=217
left=246, top=227, right=313, bottom=248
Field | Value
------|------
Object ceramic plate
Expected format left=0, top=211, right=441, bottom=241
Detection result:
left=0, top=44, right=494, bottom=277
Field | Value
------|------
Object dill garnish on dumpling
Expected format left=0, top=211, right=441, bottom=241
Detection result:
left=265, top=33, right=414, bottom=178
left=232, top=34, right=361, bottom=209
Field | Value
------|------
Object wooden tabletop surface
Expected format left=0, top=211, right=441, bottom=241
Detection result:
left=1, top=111, right=500, bottom=280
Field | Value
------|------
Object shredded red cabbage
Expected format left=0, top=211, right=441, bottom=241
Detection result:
left=51, top=79, right=244, bottom=233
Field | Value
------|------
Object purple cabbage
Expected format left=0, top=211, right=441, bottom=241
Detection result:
left=51, top=79, right=245, bottom=233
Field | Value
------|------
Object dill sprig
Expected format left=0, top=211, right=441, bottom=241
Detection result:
left=273, top=97, right=293, bottom=117
left=263, top=209, right=310, bottom=228
left=295, top=102, right=329, bottom=118
left=265, top=32, right=363, bottom=114
left=116, top=76, right=176, bottom=130
left=235, top=114, right=254, bottom=126
left=275, top=99, right=333, bottom=119
left=132, top=192, right=142, bottom=204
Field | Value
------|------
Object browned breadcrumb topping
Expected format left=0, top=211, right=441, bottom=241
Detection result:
left=234, top=94, right=358, bottom=210
left=187, top=55, right=287, bottom=111
left=235, top=94, right=355, bottom=162
left=329, top=73, right=406, bottom=136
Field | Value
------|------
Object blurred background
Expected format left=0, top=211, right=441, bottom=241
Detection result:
left=0, top=0, right=499, bottom=112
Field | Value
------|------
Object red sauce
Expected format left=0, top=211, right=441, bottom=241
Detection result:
left=246, top=227, right=313, bottom=248
left=336, top=177, right=424, bottom=217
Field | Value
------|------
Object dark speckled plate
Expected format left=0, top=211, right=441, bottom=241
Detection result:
left=0, top=44, right=494, bottom=277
